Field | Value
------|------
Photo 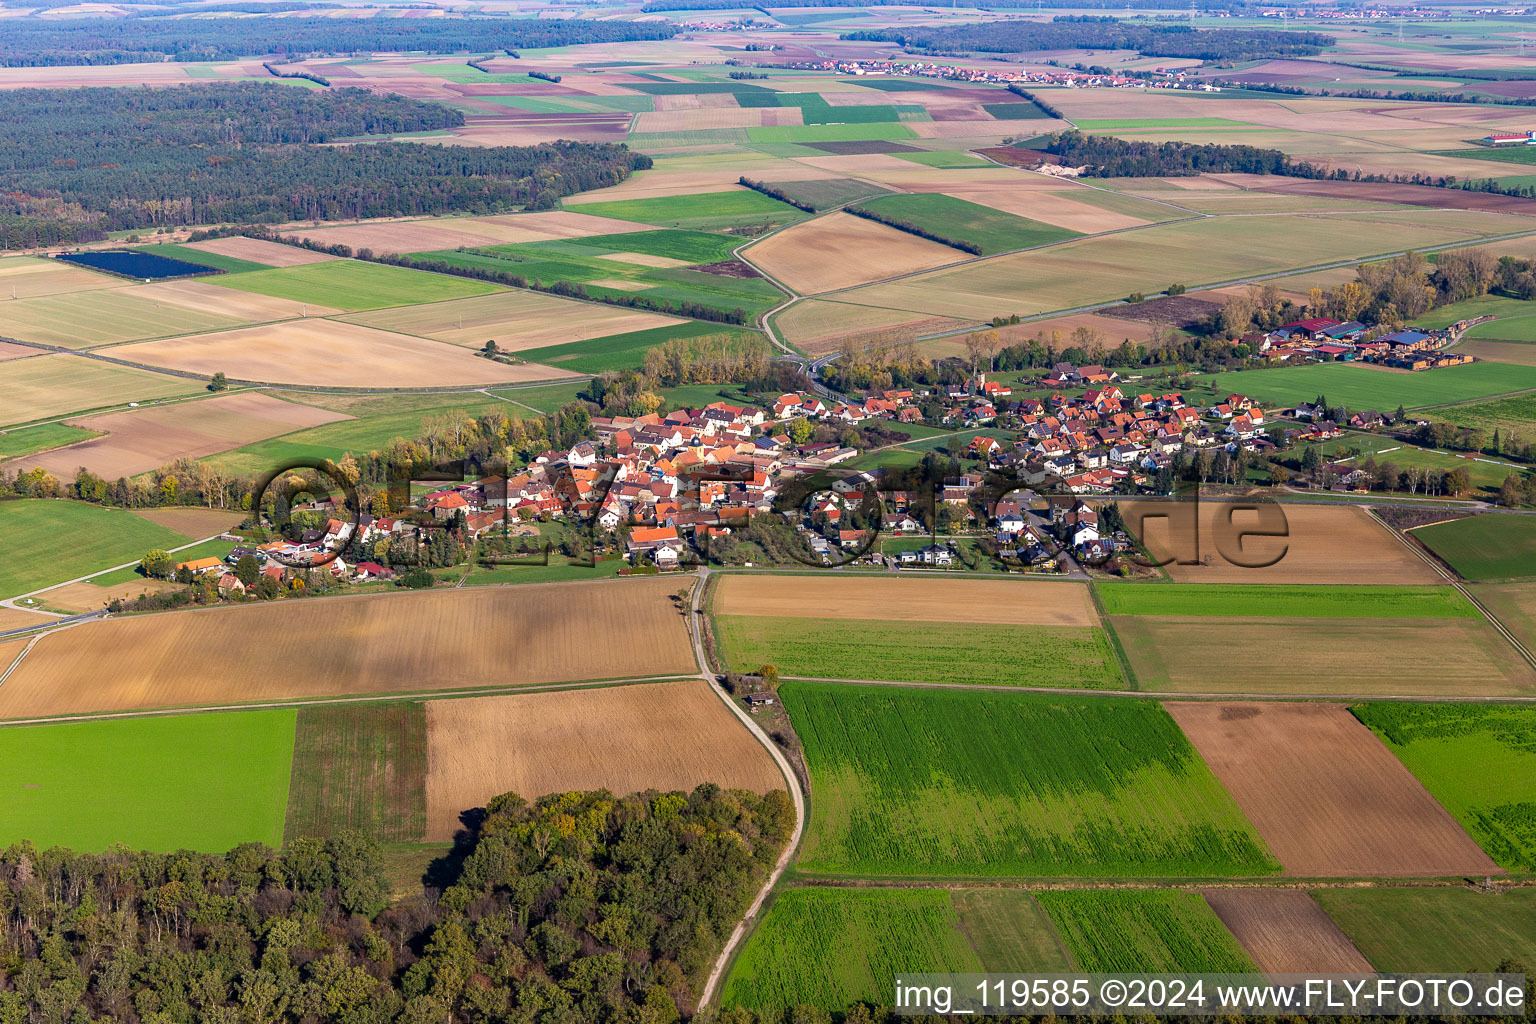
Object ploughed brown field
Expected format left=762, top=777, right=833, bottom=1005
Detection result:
left=422, top=680, right=783, bottom=841
left=713, top=574, right=1101, bottom=627
left=1122, top=502, right=1441, bottom=584
left=1166, top=702, right=1499, bottom=878
left=0, top=580, right=696, bottom=719
left=130, top=507, right=247, bottom=537
left=1203, top=890, right=1374, bottom=973
left=186, top=236, right=338, bottom=268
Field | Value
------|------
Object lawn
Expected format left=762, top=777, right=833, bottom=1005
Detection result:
left=720, top=888, right=981, bottom=1011
left=1093, top=583, right=1478, bottom=618
left=1035, top=891, right=1257, bottom=972
left=0, top=710, right=296, bottom=851
left=209, top=259, right=500, bottom=311
left=716, top=615, right=1125, bottom=688
left=286, top=702, right=426, bottom=843
left=1204, top=361, right=1536, bottom=411
left=853, top=193, right=1080, bottom=256
left=568, top=190, right=808, bottom=232
left=0, top=499, right=191, bottom=600
left=0, top=422, right=99, bottom=461
left=1313, top=887, right=1536, bottom=972
left=781, top=683, right=1278, bottom=878
left=1414, top=514, right=1536, bottom=580
left=746, top=123, right=919, bottom=144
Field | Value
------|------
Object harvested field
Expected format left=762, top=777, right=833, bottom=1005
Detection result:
left=1165, top=702, right=1500, bottom=877
left=0, top=342, right=36, bottom=361
left=130, top=506, right=246, bottom=536
left=19, top=393, right=352, bottom=480
left=0, top=256, right=126, bottom=299
left=132, top=279, right=340, bottom=320
left=1202, top=890, right=1373, bottom=974
left=713, top=574, right=1098, bottom=627
left=745, top=212, right=961, bottom=294
left=294, top=211, right=650, bottom=255
left=0, top=289, right=246, bottom=348
left=109, top=321, right=576, bottom=388
left=0, top=355, right=198, bottom=429
left=37, top=578, right=180, bottom=614
left=422, top=679, right=782, bottom=841
left=343, top=290, right=684, bottom=350
left=947, top=190, right=1149, bottom=233
left=0, top=580, right=697, bottom=720
left=775, top=298, right=971, bottom=356
left=184, top=236, right=337, bottom=268
left=1122, top=502, right=1441, bottom=584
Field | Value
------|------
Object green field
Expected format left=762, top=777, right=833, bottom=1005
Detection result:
left=1314, top=887, right=1536, bottom=972
left=520, top=320, right=758, bottom=375
left=0, top=422, right=99, bottom=461
left=209, top=259, right=500, bottom=311
left=1414, top=514, right=1536, bottom=580
left=852, top=194, right=1079, bottom=255
left=129, top=242, right=269, bottom=275
left=0, top=499, right=191, bottom=599
left=1436, top=146, right=1536, bottom=166
left=716, top=615, right=1125, bottom=688
left=746, top=123, right=918, bottom=144
left=1354, top=703, right=1536, bottom=871
left=895, top=150, right=996, bottom=169
left=1036, top=891, right=1257, bottom=972
left=1204, top=361, right=1536, bottom=411
left=981, top=102, right=1055, bottom=121
left=721, top=888, right=981, bottom=1010
left=762, top=177, right=896, bottom=208
left=735, top=93, right=924, bottom=124
left=952, top=889, right=1076, bottom=972
left=570, top=190, right=807, bottom=231
left=1094, top=583, right=1478, bottom=618
left=1465, top=315, right=1536, bottom=343
left=626, top=81, right=772, bottom=95
left=1417, top=392, right=1536, bottom=435
left=0, top=710, right=296, bottom=851
left=781, top=683, right=1278, bottom=878
left=285, top=702, right=426, bottom=843
left=1413, top=294, right=1536, bottom=330
left=562, top=228, right=740, bottom=263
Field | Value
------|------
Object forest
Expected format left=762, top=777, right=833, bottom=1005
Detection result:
left=0, top=84, right=649, bottom=247
left=0, top=16, right=676, bottom=66
left=1040, top=130, right=1311, bottom=177
left=843, top=18, right=1333, bottom=60
left=0, top=786, right=793, bottom=1024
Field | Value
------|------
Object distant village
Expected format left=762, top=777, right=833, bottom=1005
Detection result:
left=777, top=59, right=1223, bottom=91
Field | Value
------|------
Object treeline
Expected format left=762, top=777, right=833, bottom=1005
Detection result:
left=262, top=61, right=330, bottom=86
left=1005, top=83, right=1063, bottom=119
left=0, top=86, right=648, bottom=244
left=739, top=176, right=816, bottom=212
left=0, top=16, right=677, bottom=66
left=1042, top=129, right=1307, bottom=176
left=528, top=70, right=561, bottom=83
left=0, top=786, right=793, bottom=1024
left=845, top=204, right=981, bottom=255
left=843, top=18, right=1333, bottom=61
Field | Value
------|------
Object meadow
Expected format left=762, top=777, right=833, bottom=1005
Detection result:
left=1353, top=703, right=1536, bottom=871
left=715, top=615, right=1125, bottom=688
left=1313, top=888, right=1536, bottom=972
left=565, top=190, right=807, bottom=232
left=210, top=259, right=500, bottom=311
left=781, top=683, right=1278, bottom=878
left=1035, top=891, right=1256, bottom=972
left=721, top=888, right=981, bottom=1011
left=0, top=422, right=98, bottom=461
left=853, top=194, right=1081, bottom=255
left=1431, top=392, right=1536, bottom=435
left=0, top=498, right=191, bottom=600
left=0, top=710, right=295, bottom=851
left=285, top=702, right=427, bottom=844
left=1093, top=583, right=1477, bottom=619
left=1414, top=514, right=1536, bottom=580
left=1203, top=361, right=1536, bottom=411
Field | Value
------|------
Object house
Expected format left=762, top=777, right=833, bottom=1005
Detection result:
left=626, top=525, right=683, bottom=563
left=882, top=513, right=921, bottom=533
left=1349, top=410, right=1388, bottom=429
left=216, top=573, right=245, bottom=597
left=353, top=561, right=394, bottom=581
left=176, top=556, right=223, bottom=576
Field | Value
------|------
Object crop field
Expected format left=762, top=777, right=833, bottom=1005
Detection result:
left=208, top=259, right=501, bottom=311
left=1353, top=703, right=1536, bottom=871
left=763, top=178, right=895, bottom=208
left=130, top=506, right=245, bottom=537
left=1094, top=583, right=1476, bottom=618
left=0, top=580, right=696, bottom=719
left=717, top=616, right=1123, bottom=688
left=946, top=189, right=1151, bottom=234
left=110, top=321, right=575, bottom=389
left=1035, top=891, right=1256, bottom=972
left=746, top=123, right=918, bottom=144
left=782, top=683, right=1277, bottom=878
left=0, top=710, right=295, bottom=852
left=1203, top=890, right=1373, bottom=973
left=852, top=194, right=1081, bottom=255
left=285, top=702, right=426, bottom=843
left=1313, top=887, right=1536, bottom=972
left=567, top=189, right=808, bottom=231
left=0, top=422, right=98, bottom=462
left=341, top=288, right=686, bottom=351
left=1166, top=702, right=1499, bottom=877
left=0, top=498, right=191, bottom=600
left=746, top=212, right=963, bottom=293
left=714, top=575, right=1101, bottom=626
left=421, top=680, right=782, bottom=842
left=0, top=354, right=199, bottom=428
left=952, top=889, right=1075, bottom=972
left=128, top=242, right=270, bottom=276
left=0, top=289, right=246, bottom=348
left=134, top=278, right=341, bottom=321
left=185, top=236, right=339, bottom=268
left=1203, top=360, right=1536, bottom=410
left=16, top=392, right=352, bottom=480
left=722, top=888, right=981, bottom=1011
left=1413, top=513, right=1536, bottom=580
left=0, top=256, right=127, bottom=298
left=516, top=321, right=753, bottom=375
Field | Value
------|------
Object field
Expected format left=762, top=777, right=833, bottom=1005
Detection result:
left=0, top=289, right=246, bottom=348
left=1203, top=360, right=1536, bottom=411
left=1166, top=702, right=1499, bottom=878
left=1203, top=890, right=1373, bottom=973
left=1035, top=891, right=1256, bottom=972
left=0, top=498, right=190, bottom=600
left=1413, top=513, right=1536, bottom=580
left=129, top=506, right=245, bottom=537
left=951, top=889, right=1075, bottom=972
left=948, top=189, right=1151, bottom=234
left=567, top=189, right=807, bottom=232
left=284, top=702, right=426, bottom=843
left=0, top=422, right=98, bottom=462
left=134, top=278, right=341, bottom=321
left=185, top=235, right=339, bottom=268
left=293, top=211, right=653, bottom=254
left=0, top=255, right=126, bottom=298
left=0, top=355, right=199, bottom=429
left=516, top=321, right=754, bottom=375
left=1353, top=703, right=1536, bottom=871
left=746, top=212, right=962, bottom=293
left=714, top=575, right=1100, bottom=626
left=717, top=616, right=1124, bottom=688
left=208, top=259, right=501, bottom=311
left=0, top=580, right=696, bottom=719
left=1094, top=583, right=1476, bottom=618
left=127, top=242, right=271, bottom=276
left=1430, top=392, right=1536, bottom=435
left=721, top=888, right=981, bottom=1011
left=1121, top=502, right=1440, bottom=584
left=421, top=680, right=782, bottom=841
left=0, top=710, right=295, bottom=852
left=341, top=288, right=686, bottom=351
left=15, top=392, right=352, bottom=480
left=852, top=194, right=1080, bottom=255
left=782, top=683, right=1277, bottom=878
left=1313, top=887, right=1536, bottom=972
left=110, top=321, right=575, bottom=389
left=763, top=178, right=895, bottom=208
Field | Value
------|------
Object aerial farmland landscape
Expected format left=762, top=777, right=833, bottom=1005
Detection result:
left=3, top=0, right=1536, bottom=1019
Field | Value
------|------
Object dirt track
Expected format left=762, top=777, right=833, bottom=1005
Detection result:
left=1204, top=890, right=1374, bottom=973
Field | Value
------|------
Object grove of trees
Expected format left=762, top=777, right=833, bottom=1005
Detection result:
left=843, top=18, right=1332, bottom=61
